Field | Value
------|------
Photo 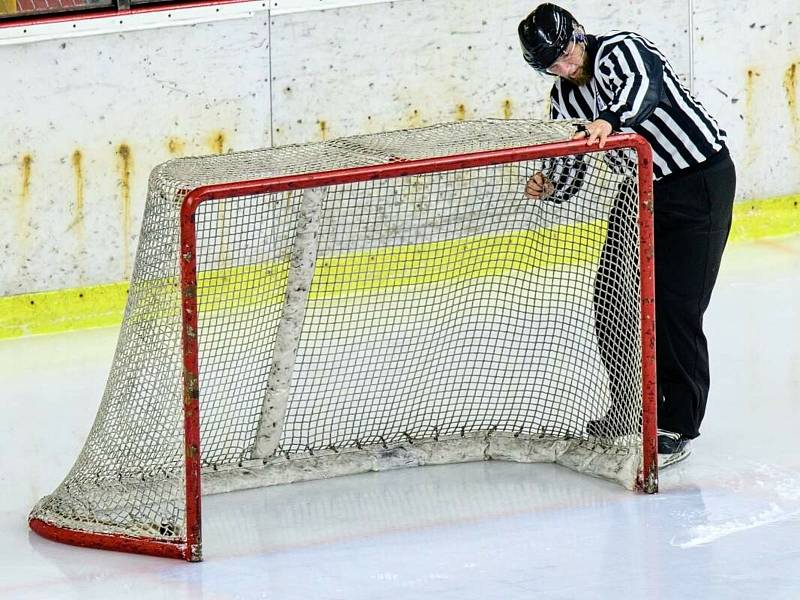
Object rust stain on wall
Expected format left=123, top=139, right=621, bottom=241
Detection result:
left=116, top=144, right=133, bottom=277
left=20, top=154, right=32, bottom=199
left=502, top=99, right=513, bottom=120
left=16, top=155, right=33, bottom=267
left=168, top=137, right=187, bottom=156
left=317, top=120, right=328, bottom=141
left=208, top=131, right=226, bottom=155
left=71, top=151, right=85, bottom=224
left=783, top=62, right=799, bottom=154
left=785, top=63, right=798, bottom=110
left=70, top=150, right=86, bottom=281
left=744, top=69, right=760, bottom=170
left=207, top=130, right=229, bottom=263
left=408, top=109, right=424, bottom=129
left=455, top=103, right=467, bottom=122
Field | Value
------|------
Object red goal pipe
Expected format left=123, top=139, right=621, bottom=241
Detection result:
left=179, top=133, right=658, bottom=561
left=633, top=138, right=658, bottom=494
left=28, top=518, right=190, bottom=560
left=183, top=135, right=653, bottom=208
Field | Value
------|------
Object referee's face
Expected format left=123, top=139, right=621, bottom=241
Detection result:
left=548, top=39, right=591, bottom=86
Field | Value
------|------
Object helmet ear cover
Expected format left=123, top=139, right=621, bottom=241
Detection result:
left=518, top=4, right=581, bottom=73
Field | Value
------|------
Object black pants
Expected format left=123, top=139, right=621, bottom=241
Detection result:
left=595, top=151, right=736, bottom=439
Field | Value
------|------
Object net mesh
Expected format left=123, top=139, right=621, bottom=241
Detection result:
left=30, top=119, right=646, bottom=550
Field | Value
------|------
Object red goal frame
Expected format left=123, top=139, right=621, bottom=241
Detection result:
left=30, top=133, right=657, bottom=561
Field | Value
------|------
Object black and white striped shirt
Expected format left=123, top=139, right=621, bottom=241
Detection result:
left=549, top=31, right=727, bottom=182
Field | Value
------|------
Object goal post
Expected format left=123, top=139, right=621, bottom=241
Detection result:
left=29, top=119, right=656, bottom=562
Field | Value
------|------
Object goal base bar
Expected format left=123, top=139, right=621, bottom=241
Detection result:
left=28, top=517, right=200, bottom=561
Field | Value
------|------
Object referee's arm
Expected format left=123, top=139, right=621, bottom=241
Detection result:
left=596, top=37, right=664, bottom=129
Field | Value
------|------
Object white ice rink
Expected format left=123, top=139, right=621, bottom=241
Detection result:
left=1, top=235, right=799, bottom=599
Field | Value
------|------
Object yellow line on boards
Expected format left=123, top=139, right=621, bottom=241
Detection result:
left=0, top=224, right=605, bottom=340
left=0, top=194, right=797, bottom=341
left=0, top=283, right=128, bottom=340
left=729, top=193, right=800, bottom=242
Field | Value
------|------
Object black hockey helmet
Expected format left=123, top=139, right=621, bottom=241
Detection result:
left=518, top=3, right=580, bottom=72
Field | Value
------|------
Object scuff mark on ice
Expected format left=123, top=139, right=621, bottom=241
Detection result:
left=671, top=504, right=800, bottom=548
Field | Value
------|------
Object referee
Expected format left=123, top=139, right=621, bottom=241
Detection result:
left=519, top=3, right=736, bottom=467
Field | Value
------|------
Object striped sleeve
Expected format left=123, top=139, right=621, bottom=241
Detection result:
left=596, top=36, right=663, bottom=129
left=541, top=85, right=588, bottom=204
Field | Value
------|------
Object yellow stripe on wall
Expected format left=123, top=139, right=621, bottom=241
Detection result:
left=729, top=193, right=800, bottom=242
left=0, top=194, right=797, bottom=341
left=0, top=283, right=128, bottom=339
left=196, top=222, right=606, bottom=314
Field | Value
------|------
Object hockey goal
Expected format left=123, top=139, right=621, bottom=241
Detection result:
left=29, top=119, right=656, bottom=561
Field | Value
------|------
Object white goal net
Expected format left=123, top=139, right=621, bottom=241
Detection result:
left=30, top=119, right=657, bottom=561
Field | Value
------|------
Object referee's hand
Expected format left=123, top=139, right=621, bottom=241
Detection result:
left=573, top=119, right=613, bottom=148
left=525, top=172, right=554, bottom=200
